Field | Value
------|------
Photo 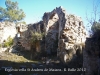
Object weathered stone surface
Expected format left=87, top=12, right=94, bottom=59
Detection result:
left=22, top=21, right=44, bottom=51
left=0, top=21, right=28, bottom=53
left=0, top=7, right=86, bottom=68
left=43, top=6, right=86, bottom=64
left=0, top=21, right=16, bottom=44
left=43, top=11, right=59, bottom=54
left=14, top=7, right=86, bottom=63
left=83, top=30, right=100, bottom=75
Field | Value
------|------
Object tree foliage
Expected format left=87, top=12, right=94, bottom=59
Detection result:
left=91, top=21, right=100, bottom=33
left=3, top=36, right=13, bottom=47
left=31, top=32, right=44, bottom=43
left=30, top=32, right=44, bottom=59
left=86, top=0, right=100, bottom=34
left=0, top=0, right=25, bottom=22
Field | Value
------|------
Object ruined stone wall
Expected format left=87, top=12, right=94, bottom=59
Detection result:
left=43, top=11, right=59, bottom=54
left=58, top=13, right=86, bottom=63
left=0, top=7, right=86, bottom=64
left=0, top=21, right=29, bottom=52
left=0, top=22, right=16, bottom=44
left=83, top=30, right=100, bottom=75
left=43, top=6, right=86, bottom=64
left=8, top=7, right=86, bottom=65
left=17, top=21, right=44, bottom=51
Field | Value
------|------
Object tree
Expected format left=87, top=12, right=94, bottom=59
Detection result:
left=0, top=0, right=25, bottom=22
left=91, top=21, right=100, bottom=33
left=86, top=0, right=100, bottom=34
left=30, top=32, right=44, bottom=59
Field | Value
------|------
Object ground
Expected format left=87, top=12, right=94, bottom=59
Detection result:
left=0, top=52, right=82, bottom=75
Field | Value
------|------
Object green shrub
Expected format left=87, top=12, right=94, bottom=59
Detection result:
left=91, top=22, right=100, bottom=33
left=0, top=44, right=2, bottom=47
left=3, top=36, right=14, bottom=47
left=22, top=21, right=26, bottom=24
left=31, top=32, right=44, bottom=43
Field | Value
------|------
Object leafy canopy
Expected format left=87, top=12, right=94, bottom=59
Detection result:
left=0, top=0, right=25, bottom=22
left=31, top=32, right=44, bottom=43
left=91, top=21, right=100, bottom=33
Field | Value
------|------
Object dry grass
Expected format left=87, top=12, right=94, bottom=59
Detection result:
left=0, top=52, right=38, bottom=63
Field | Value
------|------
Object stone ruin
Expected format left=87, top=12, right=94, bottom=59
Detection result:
left=1, top=6, right=100, bottom=75
left=17, top=6, right=86, bottom=64
left=0, top=7, right=86, bottom=66
left=83, top=30, right=100, bottom=75
left=0, top=21, right=16, bottom=44
left=42, top=6, right=86, bottom=64
left=0, top=21, right=27, bottom=52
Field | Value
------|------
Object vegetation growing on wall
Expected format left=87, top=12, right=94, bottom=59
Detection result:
left=31, top=32, right=44, bottom=43
left=30, top=32, right=44, bottom=59
left=3, top=36, right=14, bottom=47
left=0, top=44, right=1, bottom=47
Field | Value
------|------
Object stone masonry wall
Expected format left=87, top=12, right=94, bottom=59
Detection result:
left=83, top=30, right=100, bottom=75
left=43, top=6, right=86, bottom=64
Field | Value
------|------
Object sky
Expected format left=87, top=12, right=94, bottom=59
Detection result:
left=0, top=0, right=100, bottom=30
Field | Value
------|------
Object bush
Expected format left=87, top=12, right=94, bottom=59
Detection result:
left=31, top=32, right=44, bottom=43
left=91, top=22, right=100, bottom=33
left=0, top=44, right=1, bottom=47
left=3, top=36, right=14, bottom=47
left=30, top=32, right=44, bottom=59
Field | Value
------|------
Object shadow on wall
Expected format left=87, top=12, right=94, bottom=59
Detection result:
left=9, top=21, right=47, bottom=60
left=0, top=15, right=84, bottom=75
left=45, top=21, right=59, bottom=56
left=10, top=18, right=59, bottom=60
left=83, top=30, right=100, bottom=75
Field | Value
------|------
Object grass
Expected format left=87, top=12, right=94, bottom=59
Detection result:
left=3, top=36, right=13, bottom=47
left=0, top=52, right=39, bottom=71
left=0, top=52, right=38, bottom=63
left=0, top=52, right=82, bottom=75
